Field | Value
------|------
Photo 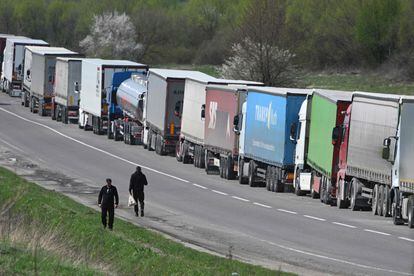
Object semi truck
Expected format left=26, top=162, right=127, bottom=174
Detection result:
left=291, top=93, right=313, bottom=196
left=177, top=78, right=261, bottom=166
left=203, top=85, right=248, bottom=178
left=236, top=87, right=310, bottom=191
left=2, top=37, right=48, bottom=96
left=336, top=93, right=414, bottom=227
left=52, top=57, right=83, bottom=123
left=107, top=71, right=148, bottom=145
left=22, top=46, right=80, bottom=116
left=303, top=90, right=352, bottom=203
left=0, top=34, right=19, bottom=90
left=144, top=69, right=213, bottom=155
left=78, top=59, right=147, bottom=135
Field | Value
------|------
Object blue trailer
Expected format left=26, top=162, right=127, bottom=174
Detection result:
left=235, top=87, right=310, bottom=192
left=107, top=70, right=148, bottom=144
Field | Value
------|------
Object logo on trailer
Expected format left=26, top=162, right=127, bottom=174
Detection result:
left=208, top=101, right=218, bottom=129
left=255, top=102, right=277, bottom=129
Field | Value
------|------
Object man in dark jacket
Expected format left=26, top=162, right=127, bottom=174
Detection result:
left=98, top=178, right=119, bottom=230
left=129, top=166, right=148, bottom=217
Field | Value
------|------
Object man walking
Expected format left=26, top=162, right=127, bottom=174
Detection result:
left=98, top=178, right=119, bottom=230
left=129, top=166, right=148, bottom=217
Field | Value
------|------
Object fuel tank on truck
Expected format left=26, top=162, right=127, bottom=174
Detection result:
left=116, top=74, right=147, bottom=122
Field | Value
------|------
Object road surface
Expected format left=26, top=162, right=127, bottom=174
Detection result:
left=0, top=93, right=412, bottom=275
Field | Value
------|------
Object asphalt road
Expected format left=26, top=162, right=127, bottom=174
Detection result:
left=0, top=93, right=413, bottom=276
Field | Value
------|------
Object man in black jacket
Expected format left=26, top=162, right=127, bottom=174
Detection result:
left=129, top=166, right=148, bottom=217
left=98, top=178, right=119, bottom=230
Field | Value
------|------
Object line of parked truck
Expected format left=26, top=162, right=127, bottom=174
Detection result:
left=1, top=33, right=413, bottom=228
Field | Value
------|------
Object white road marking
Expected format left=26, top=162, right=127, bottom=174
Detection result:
left=398, top=237, right=414, bottom=242
left=303, top=215, right=326, bottom=221
left=211, top=190, right=228, bottom=196
left=192, top=183, right=207, bottom=190
left=231, top=196, right=250, bottom=202
left=0, top=107, right=190, bottom=184
left=332, top=222, right=357, bottom=229
left=0, top=138, right=25, bottom=153
left=259, top=237, right=411, bottom=276
left=364, top=229, right=391, bottom=236
left=277, top=208, right=297, bottom=214
left=253, top=202, right=272, bottom=209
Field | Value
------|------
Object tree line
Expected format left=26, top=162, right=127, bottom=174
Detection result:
left=0, top=0, right=413, bottom=80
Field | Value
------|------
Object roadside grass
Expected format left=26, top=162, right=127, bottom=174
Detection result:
left=155, top=64, right=414, bottom=95
left=0, top=167, right=292, bottom=275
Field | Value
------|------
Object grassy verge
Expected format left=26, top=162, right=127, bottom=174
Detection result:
left=0, top=167, right=291, bottom=275
left=155, top=64, right=414, bottom=95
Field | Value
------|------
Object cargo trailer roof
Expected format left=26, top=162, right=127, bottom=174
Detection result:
left=82, top=58, right=146, bottom=67
left=206, top=84, right=249, bottom=93
left=56, top=57, right=84, bottom=62
left=0, top=34, right=23, bottom=39
left=150, top=68, right=213, bottom=81
left=314, top=89, right=352, bottom=103
left=7, top=37, right=48, bottom=45
left=248, top=86, right=312, bottom=96
left=25, top=46, right=77, bottom=56
left=187, top=77, right=263, bottom=86
left=353, top=91, right=414, bottom=103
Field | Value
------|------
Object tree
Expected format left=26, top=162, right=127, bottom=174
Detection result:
left=220, top=38, right=298, bottom=86
left=79, top=11, right=142, bottom=60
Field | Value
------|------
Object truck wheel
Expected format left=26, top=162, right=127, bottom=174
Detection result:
left=248, top=160, right=256, bottom=187
left=199, top=147, right=205, bottom=169
left=372, top=184, right=379, bottom=215
left=176, top=141, right=183, bottom=162
left=225, top=156, right=234, bottom=180
left=392, top=191, right=404, bottom=225
left=274, top=168, right=284, bottom=193
left=238, top=159, right=247, bottom=185
left=377, top=185, right=384, bottom=216
left=408, top=197, right=414, bottom=229
left=337, top=179, right=349, bottom=209
left=383, top=186, right=391, bottom=217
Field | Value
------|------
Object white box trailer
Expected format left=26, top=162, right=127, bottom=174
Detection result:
left=178, top=78, right=262, bottom=166
left=53, top=57, right=83, bottom=124
left=79, top=59, right=147, bottom=135
left=2, top=37, right=48, bottom=96
left=22, top=46, right=80, bottom=116
left=144, top=69, right=214, bottom=155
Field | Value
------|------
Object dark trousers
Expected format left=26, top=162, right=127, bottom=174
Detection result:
left=101, top=206, right=114, bottom=229
left=133, top=193, right=144, bottom=214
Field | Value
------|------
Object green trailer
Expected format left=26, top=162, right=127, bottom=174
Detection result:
left=306, top=90, right=352, bottom=204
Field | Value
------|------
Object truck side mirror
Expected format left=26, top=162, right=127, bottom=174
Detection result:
left=332, top=126, right=341, bottom=145
left=201, top=104, right=205, bottom=119
left=233, top=115, right=240, bottom=134
left=290, top=123, right=297, bottom=143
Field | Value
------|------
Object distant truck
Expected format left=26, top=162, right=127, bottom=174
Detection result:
left=22, top=46, right=80, bottom=116
left=0, top=34, right=19, bottom=90
left=236, top=87, right=310, bottom=191
left=2, top=37, right=48, bottom=96
left=336, top=93, right=414, bottom=227
left=300, top=90, right=352, bottom=203
left=78, top=59, right=147, bottom=135
left=144, top=69, right=214, bottom=155
left=107, top=71, right=148, bottom=144
left=177, top=78, right=261, bottom=166
left=52, top=57, right=83, bottom=123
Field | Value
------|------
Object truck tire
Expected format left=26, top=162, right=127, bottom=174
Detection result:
left=225, top=156, right=234, bottom=180
left=383, top=186, right=391, bottom=217
left=372, top=184, right=379, bottom=215
left=408, top=197, right=414, bottom=229
left=392, top=190, right=404, bottom=225
left=337, top=179, right=349, bottom=209
left=377, top=185, right=384, bottom=216
left=248, top=160, right=257, bottom=187
left=274, top=168, right=284, bottom=193
left=238, top=159, right=248, bottom=184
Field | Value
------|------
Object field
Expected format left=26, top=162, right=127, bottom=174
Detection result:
left=0, top=167, right=291, bottom=275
